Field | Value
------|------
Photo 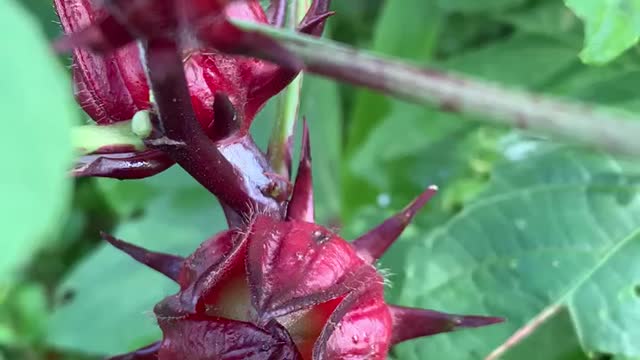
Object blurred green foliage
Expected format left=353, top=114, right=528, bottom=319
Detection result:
left=565, top=0, right=640, bottom=64
left=3, top=0, right=640, bottom=359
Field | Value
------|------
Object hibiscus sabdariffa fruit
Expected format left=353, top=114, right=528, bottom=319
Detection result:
left=103, top=125, right=502, bottom=360
left=56, top=0, right=330, bottom=179
left=55, top=0, right=503, bottom=358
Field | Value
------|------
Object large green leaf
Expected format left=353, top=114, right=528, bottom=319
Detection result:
left=495, top=0, right=581, bottom=44
left=565, top=0, right=640, bottom=64
left=346, top=0, right=442, bottom=153
left=344, top=33, right=578, bottom=219
left=548, top=68, right=640, bottom=113
left=499, top=308, right=588, bottom=360
left=436, top=0, right=526, bottom=14
left=0, top=1, right=75, bottom=285
left=301, top=75, right=343, bottom=224
left=48, top=168, right=227, bottom=356
left=391, top=147, right=640, bottom=359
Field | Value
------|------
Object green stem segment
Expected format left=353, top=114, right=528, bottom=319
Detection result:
left=72, top=110, right=151, bottom=155
left=267, top=0, right=311, bottom=178
left=236, top=20, right=640, bottom=157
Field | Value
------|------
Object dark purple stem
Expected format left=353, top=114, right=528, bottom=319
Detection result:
left=72, top=149, right=174, bottom=179
left=143, top=38, right=283, bottom=217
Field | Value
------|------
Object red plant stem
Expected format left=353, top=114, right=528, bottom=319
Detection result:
left=143, top=37, right=284, bottom=217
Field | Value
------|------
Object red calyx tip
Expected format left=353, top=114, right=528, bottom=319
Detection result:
left=352, top=186, right=438, bottom=263
left=388, top=305, right=504, bottom=345
left=286, top=119, right=314, bottom=223
left=100, top=231, right=184, bottom=282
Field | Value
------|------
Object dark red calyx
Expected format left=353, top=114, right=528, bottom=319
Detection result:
left=55, top=0, right=334, bottom=133
left=106, top=193, right=502, bottom=360
left=71, top=150, right=174, bottom=179
left=100, top=123, right=502, bottom=360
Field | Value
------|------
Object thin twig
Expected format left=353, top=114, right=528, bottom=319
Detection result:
left=485, top=305, right=562, bottom=360
left=233, top=21, right=640, bottom=157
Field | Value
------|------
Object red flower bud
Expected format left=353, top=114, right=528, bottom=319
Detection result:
left=103, top=128, right=503, bottom=360
left=56, top=0, right=329, bottom=134
left=55, top=0, right=150, bottom=124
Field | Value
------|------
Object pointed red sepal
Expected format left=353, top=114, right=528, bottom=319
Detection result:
left=209, top=92, right=240, bottom=141
left=156, top=316, right=303, bottom=360
left=266, top=0, right=286, bottom=27
left=388, top=305, right=504, bottom=345
left=71, top=150, right=175, bottom=179
left=100, top=232, right=184, bottom=282
left=298, top=11, right=335, bottom=36
left=298, top=0, right=333, bottom=36
left=286, top=119, right=314, bottom=222
left=107, top=341, right=160, bottom=360
left=352, top=186, right=438, bottom=263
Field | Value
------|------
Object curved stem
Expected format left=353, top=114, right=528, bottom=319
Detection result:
left=233, top=21, right=640, bottom=157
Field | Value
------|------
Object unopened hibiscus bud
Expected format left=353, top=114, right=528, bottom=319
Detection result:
left=103, top=126, right=503, bottom=360
left=56, top=0, right=332, bottom=131
left=55, top=0, right=150, bottom=124
left=58, top=0, right=332, bottom=185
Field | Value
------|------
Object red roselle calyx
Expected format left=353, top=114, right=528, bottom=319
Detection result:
left=103, top=124, right=503, bottom=360
left=58, top=1, right=502, bottom=357
left=57, top=0, right=331, bottom=179
left=55, top=0, right=328, bottom=132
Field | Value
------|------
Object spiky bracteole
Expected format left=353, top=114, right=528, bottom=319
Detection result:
left=104, top=123, right=503, bottom=360
left=286, top=119, right=314, bottom=223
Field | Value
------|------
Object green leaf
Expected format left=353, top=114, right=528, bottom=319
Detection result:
left=0, top=0, right=75, bottom=286
left=436, top=0, right=526, bottom=14
left=495, top=0, right=581, bottom=43
left=548, top=68, right=640, bottom=113
left=48, top=168, right=227, bottom=356
left=0, top=283, right=49, bottom=347
left=95, top=178, right=159, bottom=219
left=301, top=75, right=342, bottom=224
left=499, top=307, right=588, bottom=360
left=441, top=34, right=579, bottom=87
left=346, top=0, right=443, bottom=153
left=391, top=147, right=640, bottom=359
left=565, top=0, right=640, bottom=64
left=344, top=33, right=578, bottom=220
